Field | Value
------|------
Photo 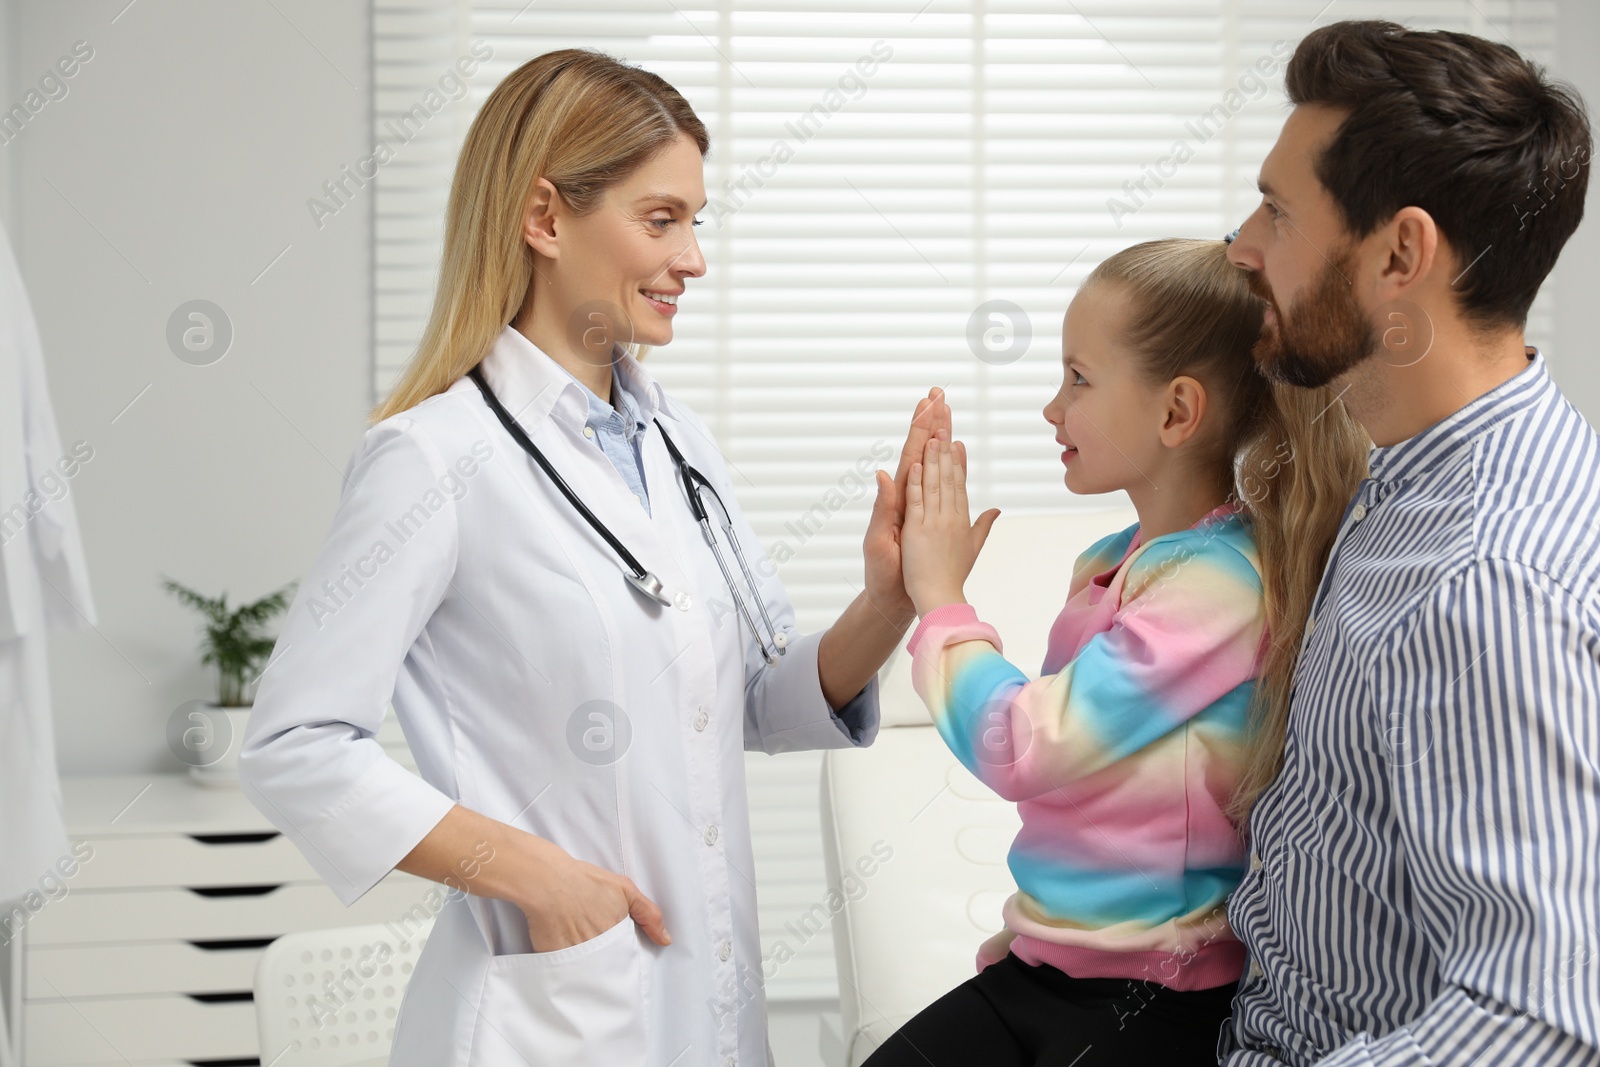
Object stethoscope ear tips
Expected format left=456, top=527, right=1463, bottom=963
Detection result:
left=1224, top=227, right=1240, bottom=244
left=774, top=632, right=787, bottom=649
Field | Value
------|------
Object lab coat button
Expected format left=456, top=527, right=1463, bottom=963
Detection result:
left=693, top=708, right=709, bottom=731
left=718, top=939, right=731, bottom=961
left=703, top=824, right=719, bottom=845
left=675, top=591, right=693, bottom=611
left=582, top=426, right=596, bottom=439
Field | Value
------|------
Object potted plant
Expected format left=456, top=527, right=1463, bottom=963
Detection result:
left=161, top=576, right=296, bottom=786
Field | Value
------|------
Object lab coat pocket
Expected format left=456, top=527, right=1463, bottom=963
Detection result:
left=466, top=914, right=648, bottom=1067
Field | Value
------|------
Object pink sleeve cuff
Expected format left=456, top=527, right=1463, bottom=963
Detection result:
left=907, top=602, right=982, bottom=658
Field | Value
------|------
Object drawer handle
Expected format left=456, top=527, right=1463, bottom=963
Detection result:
left=187, top=991, right=254, bottom=1004
left=188, top=937, right=276, bottom=951
left=187, top=884, right=282, bottom=898
left=184, top=1058, right=260, bottom=1066
left=187, top=832, right=280, bottom=845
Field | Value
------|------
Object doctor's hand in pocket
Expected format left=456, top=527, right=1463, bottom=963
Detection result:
left=398, top=803, right=671, bottom=953
left=901, top=431, right=1000, bottom=618
left=515, top=833, right=672, bottom=952
left=864, top=387, right=951, bottom=620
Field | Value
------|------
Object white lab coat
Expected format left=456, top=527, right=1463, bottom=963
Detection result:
left=239, top=323, right=880, bottom=1067
left=0, top=222, right=96, bottom=908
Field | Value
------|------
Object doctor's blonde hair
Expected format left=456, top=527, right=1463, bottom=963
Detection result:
left=370, top=49, right=710, bottom=425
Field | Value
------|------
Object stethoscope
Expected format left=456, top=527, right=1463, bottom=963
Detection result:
left=467, top=362, right=788, bottom=665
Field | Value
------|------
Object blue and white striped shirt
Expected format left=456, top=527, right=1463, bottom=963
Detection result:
left=1221, top=347, right=1600, bottom=1066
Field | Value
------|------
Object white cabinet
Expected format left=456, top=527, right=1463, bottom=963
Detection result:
left=18, top=728, right=440, bottom=1066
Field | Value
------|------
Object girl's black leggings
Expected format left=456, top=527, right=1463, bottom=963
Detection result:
left=859, top=950, right=1237, bottom=1067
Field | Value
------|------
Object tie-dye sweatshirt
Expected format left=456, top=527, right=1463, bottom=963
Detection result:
left=906, top=500, right=1266, bottom=991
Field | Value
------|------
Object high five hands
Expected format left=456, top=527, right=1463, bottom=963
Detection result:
left=862, top=387, right=1002, bottom=623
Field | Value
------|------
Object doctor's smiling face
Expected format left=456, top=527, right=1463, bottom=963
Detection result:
left=515, top=132, right=708, bottom=368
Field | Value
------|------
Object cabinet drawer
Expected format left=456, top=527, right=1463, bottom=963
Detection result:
left=27, top=878, right=440, bottom=945
left=25, top=994, right=255, bottom=1064
left=71, top=831, right=320, bottom=889
left=27, top=939, right=265, bottom=999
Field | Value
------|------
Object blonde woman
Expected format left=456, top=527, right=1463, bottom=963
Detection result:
left=240, top=49, right=939, bottom=1066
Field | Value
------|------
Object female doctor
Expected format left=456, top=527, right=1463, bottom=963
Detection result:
left=239, top=48, right=991, bottom=1067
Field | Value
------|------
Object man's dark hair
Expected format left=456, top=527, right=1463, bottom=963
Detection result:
left=1286, top=19, right=1591, bottom=331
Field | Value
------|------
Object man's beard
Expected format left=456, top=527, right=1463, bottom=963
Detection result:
left=1245, top=245, right=1376, bottom=389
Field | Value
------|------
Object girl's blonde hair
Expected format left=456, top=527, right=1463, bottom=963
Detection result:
left=370, top=49, right=709, bottom=425
left=1081, top=238, right=1369, bottom=825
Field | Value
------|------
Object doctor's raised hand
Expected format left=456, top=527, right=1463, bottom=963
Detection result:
left=809, top=386, right=950, bottom=718
left=236, top=47, right=917, bottom=1067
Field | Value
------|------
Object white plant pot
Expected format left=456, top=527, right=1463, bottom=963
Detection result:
left=185, top=704, right=255, bottom=789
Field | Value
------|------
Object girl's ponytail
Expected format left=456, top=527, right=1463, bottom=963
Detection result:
left=1226, top=379, right=1368, bottom=824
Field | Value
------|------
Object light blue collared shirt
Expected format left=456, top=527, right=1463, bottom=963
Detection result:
left=554, top=361, right=651, bottom=516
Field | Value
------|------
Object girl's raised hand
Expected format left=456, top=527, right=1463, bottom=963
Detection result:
left=901, top=431, right=1000, bottom=617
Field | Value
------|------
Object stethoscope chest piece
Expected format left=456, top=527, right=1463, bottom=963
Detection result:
left=625, top=569, right=673, bottom=607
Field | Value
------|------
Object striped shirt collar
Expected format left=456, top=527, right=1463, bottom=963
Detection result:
left=1365, top=345, right=1545, bottom=485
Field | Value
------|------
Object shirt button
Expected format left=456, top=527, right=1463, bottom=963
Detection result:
left=1351, top=502, right=1368, bottom=521
left=675, top=591, right=693, bottom=611
left=1306, top=614, right=1316, bottom=636
left=693, top=706, right=709, bottom=731
left=1250, top=959, right=1264, bottom=980
left=1250, top=852, right=1262, bottom=872
left=703, top=824, right=719, bottom=845
left=718, top=939, right=731, bottom=961
left=582, top=426, right=596, bottom=439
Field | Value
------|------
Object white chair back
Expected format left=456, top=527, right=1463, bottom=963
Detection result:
left=253, top=919, right=434, bottom=1067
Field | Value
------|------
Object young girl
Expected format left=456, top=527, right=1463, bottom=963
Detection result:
left=868, top=238, right=1369, bottom=1066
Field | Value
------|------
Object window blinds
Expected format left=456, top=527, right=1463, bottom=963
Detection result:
left=372, top=0, right=1558, bottom=1001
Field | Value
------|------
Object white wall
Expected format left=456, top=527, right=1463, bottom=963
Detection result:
left=1550, top=0, right=1599, bottom=419
left=10, top=0, right=372, bottom=772
left=1, top=0, right=15, bottom=233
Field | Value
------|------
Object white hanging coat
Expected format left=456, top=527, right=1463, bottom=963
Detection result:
left=0, top=222, right=97, bottom=907
left=239, top=323, right=880, bottom=1066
